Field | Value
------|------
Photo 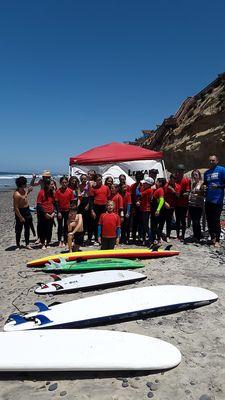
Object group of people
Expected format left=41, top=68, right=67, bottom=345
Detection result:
left=13, top=154, right=225, bottom=251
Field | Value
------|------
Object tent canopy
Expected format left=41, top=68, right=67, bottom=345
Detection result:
left=70, top=142, right=163, bottom=166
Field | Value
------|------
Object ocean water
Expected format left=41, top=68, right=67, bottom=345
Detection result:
left=0, top=172, right=34, bottom=189
left=0, top=172, right=61, bottom=189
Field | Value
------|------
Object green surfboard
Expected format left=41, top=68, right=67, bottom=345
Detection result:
left=43, top=258, right=145, bottom=273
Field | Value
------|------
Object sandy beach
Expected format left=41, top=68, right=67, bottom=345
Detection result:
left=0, top=188, right=225, bottom=400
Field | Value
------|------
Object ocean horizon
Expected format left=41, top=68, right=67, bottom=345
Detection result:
left=0, top=171, right=62, bottom=189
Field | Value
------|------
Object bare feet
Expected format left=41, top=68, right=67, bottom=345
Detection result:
left=26, top=245, right=32, bottom=250
left=59, top=241, right=64, bottom=248
left=15, top=246, right=20, bottom=251
left=214, top=242, right=221, bottom=248
left=35, top=238, right=40, bottom=245
left=42, top=245, right=47, bottom=250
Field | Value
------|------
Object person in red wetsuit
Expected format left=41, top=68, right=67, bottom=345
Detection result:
left=174, top=165, right=191, bottom=241
left=140, top=177, right=154, bottom=245
left=158, top=174, right=181, bottom=241
left=120, top=183, right=132, bottom=244
left=36, top=179, right=55, bottom=249
left=89, top=174, right=111, bottom=243
left=55, top=176, right=75, bottom=247
left=110, top=184, right=124, bottom=218
left=98, top=201, right=121, bottom=250
left=150, top=178, right=166, bottom=244
left=130, top=171, right=144, bottom=243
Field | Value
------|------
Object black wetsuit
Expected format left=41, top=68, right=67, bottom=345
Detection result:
left=15, top=207, right=32, bottom=246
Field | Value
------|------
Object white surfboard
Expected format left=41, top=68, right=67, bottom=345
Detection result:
left=4, top=286, right=218, bottom=332
left=34, top=270, right=147, bottom=294
left=0, top=330, right=181, bottom=371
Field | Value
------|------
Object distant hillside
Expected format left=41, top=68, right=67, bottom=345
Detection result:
left=134, top=73, right=225, bottom=171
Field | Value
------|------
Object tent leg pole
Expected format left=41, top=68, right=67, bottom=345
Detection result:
left=162, top=159, right=167, bottom=180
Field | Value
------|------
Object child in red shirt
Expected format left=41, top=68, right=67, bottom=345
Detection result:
left=110, top=184, right=124, bottom=218
left=98, top=201, right=121, bottom=250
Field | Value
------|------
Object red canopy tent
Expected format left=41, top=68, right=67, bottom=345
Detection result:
left=69, top=142, right=165, bottom=183
left=70, top=142, right=163, bottom=165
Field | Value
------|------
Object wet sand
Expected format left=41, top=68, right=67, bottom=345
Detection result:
left=0, top=188, right=224, bottom=400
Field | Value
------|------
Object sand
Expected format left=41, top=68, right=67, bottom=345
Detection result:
left=0, top=188, right=225, bottom=400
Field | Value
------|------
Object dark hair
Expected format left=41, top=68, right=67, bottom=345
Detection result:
left=80, top=174, right=87, bottom=181
left=60, top=175, right=68, bottom=184
left=15, top=176, right=27, bottom=188
left=135, top=171, right=144, bottom=180
left=68, top=176, right=79, bottom=189
left=105, top=176, right=114, bottom=185
left=111, top=183, right=119, bottom=191
left=157, top=178, right=167, bottom=187
left=69, top=206, right=77, bottom=213
left=43, top=178, right=54, bottom=200
left=119, top=174, right=126, bottom=180
left=88, top=170, right=97, bottom=181
left=191, top=169, right=202, bottom=180
left=149, top=169, right=159, bottom=175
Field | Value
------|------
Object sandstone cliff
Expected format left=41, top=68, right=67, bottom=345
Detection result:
left=139, top=73, right=225, bottom=171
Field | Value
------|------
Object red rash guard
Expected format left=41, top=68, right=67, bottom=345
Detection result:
left=37, top=189, right=55, bottom=213
left=121, top=191, right=131, bottom=211
left=99, top=213, right=121, bottom=238
left=110, top=193, right=123, bottom=214
left=90, top=185, right=111, bottom=205
left=164, top=183, right=181, bottom=208
left=130, top=183, right=142, bottom=203
left=176, top=177, right=190, bottom=207
left=55, top=188, right=74, bottom=211
left=140, top=188, right=153, bottom=212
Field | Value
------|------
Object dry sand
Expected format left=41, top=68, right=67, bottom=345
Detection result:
left=0, top=188, right=225, bottom=400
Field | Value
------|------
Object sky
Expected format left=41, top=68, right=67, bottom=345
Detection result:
left=0, top=0, right=225, bottom=173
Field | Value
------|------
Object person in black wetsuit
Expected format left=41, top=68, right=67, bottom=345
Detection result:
left=13, top=176, right=33, bottom=249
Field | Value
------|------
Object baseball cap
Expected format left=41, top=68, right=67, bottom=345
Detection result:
left=141, top=177, right=154, bottom=185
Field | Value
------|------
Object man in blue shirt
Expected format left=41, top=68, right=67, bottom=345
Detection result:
left=204, top=155, right=225, bottom=247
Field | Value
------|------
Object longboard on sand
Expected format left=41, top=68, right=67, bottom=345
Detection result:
left=0, top=330, right=181, bottom=371
left=42, top=258, right=144, bottom=273
left=35, top=270, right=147, bottom=294
left=4, top=285, right=218, bottom=332
left=27, top=248, right=180, bottom=267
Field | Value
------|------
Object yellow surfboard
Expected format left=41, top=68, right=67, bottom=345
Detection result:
left=27, top=248, right=179, bottom=267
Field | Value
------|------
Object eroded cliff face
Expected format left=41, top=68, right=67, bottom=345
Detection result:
left=143, top=74, right=225, bottom=171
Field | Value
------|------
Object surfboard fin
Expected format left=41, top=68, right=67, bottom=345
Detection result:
left=50, top=274, right=61, bottom=281
left=52, top=283, right=63, bottom=290
left=34, top=302, right=50, bottom=312
left=35, top=314, right=52, bottom=325
left=36, top=282, right=49, bottom=289
left=150, top=243, right=160, bottom=251
left=165, top=244, right=173, bottom=251
left=8, top=313, right=27, bottom=325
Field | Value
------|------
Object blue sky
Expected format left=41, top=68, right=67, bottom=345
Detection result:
left=0, top=0, right=225, bottom=173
